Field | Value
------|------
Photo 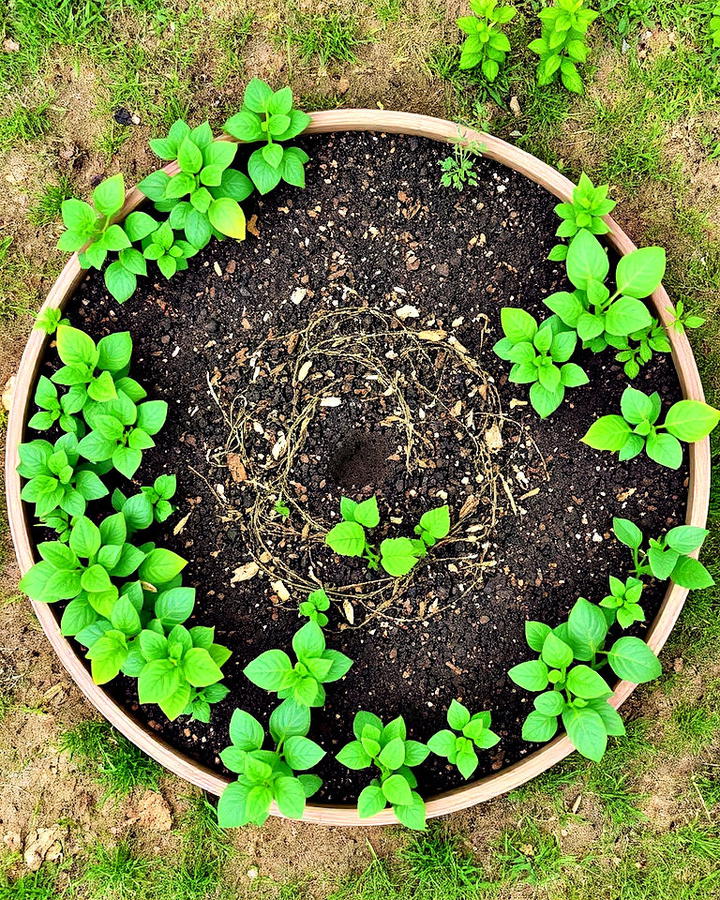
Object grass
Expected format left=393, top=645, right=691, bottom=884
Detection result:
left=0, top=860, right=60, bottom=900
left=279, top=10, right=362, bottom=66
left=28, top=176, right=75, bottom=227
left=82, top=843, right=150, bottom=900
left=492, top=819, right=577, bottom=888
left=0, top=237, right=46, bottom=321
left=397, top=827, right=489, bottom=899
left=0, top=102, right=53, bottom=150
left=57, top=719, right=162, bottom=799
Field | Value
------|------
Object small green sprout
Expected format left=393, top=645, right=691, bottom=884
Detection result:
left=299, top=589, right=330, bottom=627
left=427, top=700, right=499, bottom=778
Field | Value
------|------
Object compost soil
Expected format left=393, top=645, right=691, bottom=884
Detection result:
left=41, top=131, right=687, bottom=803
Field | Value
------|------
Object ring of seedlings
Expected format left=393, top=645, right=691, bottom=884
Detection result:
left=17, top=79, right=720, bottom=832
left=202, top=304, right=544, bottom=628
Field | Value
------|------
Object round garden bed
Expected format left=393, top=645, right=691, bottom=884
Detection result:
left=7, top=111, right=710, bottom=824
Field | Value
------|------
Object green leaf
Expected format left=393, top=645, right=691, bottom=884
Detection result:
left=325, top=521, right=366, bottom=557
left=534, top=691, right=565, bottom=716
left=380, top=537, right=419, bottom=577
left=529, top=382, right=564, bottom=418
left=262, top=141, right=284, bottom=167
left=269, top=699, right=311, bottom=742
left=566, top=230, right=609, bottom=290
left=97, top=332, right=132, bottom=373
left=243, top=77, right=273, bottom=113
left=581, top=415, right=632, bottom=451
left=605, top=297, right=653, bottom=337
left=69, top=516, right=101, bottom=558
left=646, top=432, right=683, bottom=469
left=178, top=137, right=203, bottom=174
left=613, top=517, right=643, bottom=550
left=87, top=630, right=127, bottom=684
left=447, top=699, right=470, bottom=730
left=228, top=708, right=264, bottom=750
left=562, top=707, right=607, bottom=761
left=392, top=791, right=426, bottom=831
left=292, top=620, right=325, bottom=660
left=354, top=495, right=380, bottom=528
left=525, top=621, right=552, bottom=652
left=321, top=649, right=353, bottom=682
left=427, top=729, right=457, bottom=757
left=358, top=784, right=387, bottom=819
left=284, top=735, right=326, bottom=770
left=137, top=400, right=168, bottom=435
left=139, top=548, right=187, bottom=585
left=104, top=262, right=136, bottom=304
left=664, top=400, right=720, bottom=442
left=378, top=737, right=405, bottom=770
left=566, top=664, right=612, bottom=699
left=522, top=710, right=560, bottom=743
left=501, top=307, right=537, bottom=343
left=208, top=197, right=246, bottom=240
left=541, top=632, right=574, bottom=669
left=337, top=740, right=372, bottom=769
left=243, top=649, right=293, bottom=691
left=182, top=647, right=223, bottom=686
left=671, top=555, right=714, bottom=590
left=419, top=505, right=450, bottom=539
left=57, top=325, right=97, bottom=367
left=560, top=363, right=589, bottom=388
left=123, top=210, right=158, bottom=241
left=382, top=773, right=412, bottom=806
left=248, top=148, right=282, bottom=194
left=93, top=173, right=125, bottom=216
left=665, top=525, right=707, bottom=554
left=61, top=198, right=96, bottom=235
left=508, top=658, right=549, bottom=691
left=607, top=636, right=662, bottom=683
left=274, top=776, right=306, bottom=819
left=567, top=596, right=608, bottom=659
left=615, top=246, right=666, bottom=298
left=223, top=109, right=264, bottom=142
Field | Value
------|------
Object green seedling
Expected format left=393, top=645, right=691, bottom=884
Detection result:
left=217, top=704, right=324, bottom=826
left=337, top=711, right=430, bottom=830
left=457, top=0, right=515, bottom=79
left=493, top=309, right=588, bottom=417
left=548, top=173, right=616, bottom=260
left=34, top=307, right=67, bottom=335
left=299, top=588, right=330, bottom=627
left=18, top=433, right=108, bottom=519
left=243, top=620, right=353, bottom=707
left=427, top=700, right=499, bottom=778
left=529, top=0, right=598, bottom=94
left=138, top=220, right=197, bottom=280
left=613, top=517, right=714, bottom=590
left=438, top=140, right=483, bottom=191
left=509, top=596, right=661, bottom=760
left=223, top=79, right=311, bottom=195
left=58, top=173, right=129, bottom=269
left=140, top=119, right=251, bottom=248
left=325, top=496, right=451, bottom=576
left=600, top=575, right=645, bottom=629
left=544, top=230, right=662, bottom=358
left=111, top=474, right=177, bottom=533
left=274, top=498, right=291, bottom=518
left=582, top=386, right=720, bottom=469
left=667, top=299, right=705, bottom=335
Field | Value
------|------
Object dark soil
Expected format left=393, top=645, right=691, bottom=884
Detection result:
left=37, top=131, right=687, bottom=803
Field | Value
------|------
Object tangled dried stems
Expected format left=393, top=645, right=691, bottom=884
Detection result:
left=199, top=305, right=545, bottom=627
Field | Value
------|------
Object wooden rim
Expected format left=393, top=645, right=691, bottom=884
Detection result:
left=5, top=110, right=710, bottom=826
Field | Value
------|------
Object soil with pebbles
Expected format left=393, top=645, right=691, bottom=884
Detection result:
left=35, top=131, right=687, bottom=803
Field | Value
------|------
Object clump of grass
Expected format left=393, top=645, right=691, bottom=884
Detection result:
left=0, top=236, right=44, bottom=320
left=82, top=843, right=150, bottom=900
left=28, top=175, right=75, bottom=227
left=0, top=101, right=52, bottom=150
left=398, top=827, right=489, bottom=899
left=58, top=719, right=162, bottom=799
left=370, top=0, right=402, bottom=24
left=213, top=12, right=254, bottom=80
left=664, top=699, right=720, bottom=755
left=280, top=11, right=362, bottom=65
left=492, top=819, right=577, bottom=887
left=327, top=846, right=398, bottom=900
left=0, top=861, right=59, bottom=900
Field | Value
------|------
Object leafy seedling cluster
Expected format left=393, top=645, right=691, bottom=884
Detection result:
left=457, top=0, right=515, bottom=80
left=529, top=0, right=598, bottom=93
left=600, top=575, right=645, bottom=629
left=223, top=79, right=311, bottom=194
left=493, top=309, right=588, bottom=417
left=548, top=172, right=616, bottom=260
left=509, top=596, right=661, bottom=760
left=18, top=321, right=230, bottom=723
left=325, top=496, right=450, bottom=577
left=56, top=79, right=309, bottom=303
left=217, top=705, right=324, bottom=826
left=337, top=712, right=430, bottom=830
left=427, top=700, right=500, bottom=778
left=582, top=386, right=720, bottom=469
left=613, top=517, right=714, bottom=590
